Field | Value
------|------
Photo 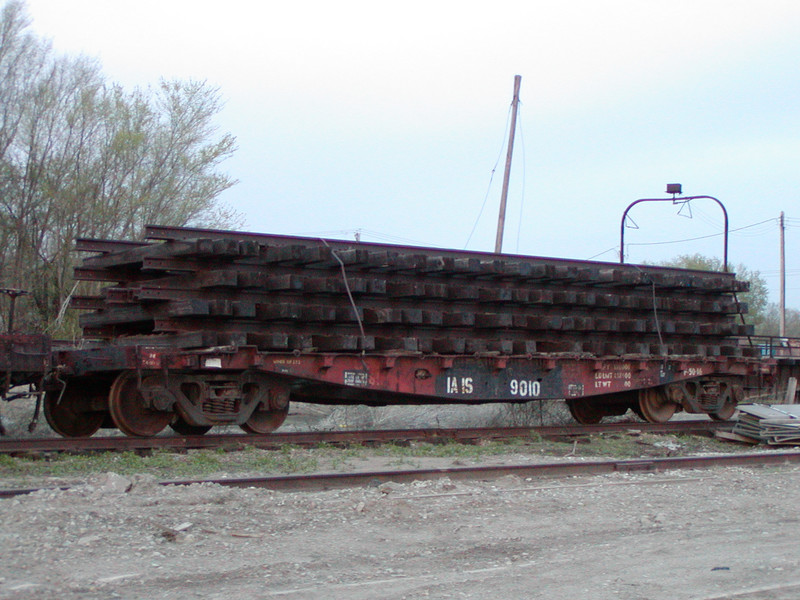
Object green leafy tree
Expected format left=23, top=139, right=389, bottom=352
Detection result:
left=656, top=253, right=768, bottom=330
left=0, top=1, right=240, bottom=333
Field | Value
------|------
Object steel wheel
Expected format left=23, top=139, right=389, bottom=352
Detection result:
left=109, top=371, right=171, bottom=437
left=43, top=386, right=104, bottom=437
left=240, top=405, right=289, bottom=434
left=710, top=383, right=738, bottom=421
left=239, top=376, right=290, bottom=434
left=638, top=387, right=678, bottom=423
left=710, top=404, right=736, bottom=421
left=567, top=399, right=603, bottom=424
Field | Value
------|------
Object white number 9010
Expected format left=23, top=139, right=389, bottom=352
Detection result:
left=510, top=379, right=541, bottom=397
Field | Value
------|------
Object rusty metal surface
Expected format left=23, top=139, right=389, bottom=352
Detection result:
left=0, top=333, right=51, bottom=391
left=73, top=226, right=753, bottom=362
left=179, top=451, right=800, bottom=492
left=22, top=223, right=773, bottom=435
left=3, top=447, right=797, bottom=498
left=0, top=334, right=50, bottom=373
left=57, top=225, right=769, bottom=410
left=0, top=420, right=732, bottom=455
left=0, top=225, right=791, bottom=439
left=733, top=404, right=800, bottom=444
left=0, top=223, right=771, bottom=438
left=51, top=343, right=766, bottom=406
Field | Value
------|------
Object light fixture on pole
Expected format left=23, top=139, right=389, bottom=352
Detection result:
left=619, top=185, right=729, bottom=271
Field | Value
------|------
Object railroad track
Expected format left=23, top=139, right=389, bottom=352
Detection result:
left=2, top=447, right=797, bottom=499
left=0, top=419, right=731, bottom=455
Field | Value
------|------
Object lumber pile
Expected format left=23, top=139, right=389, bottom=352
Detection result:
left=71, top=225, right=755, bottom=357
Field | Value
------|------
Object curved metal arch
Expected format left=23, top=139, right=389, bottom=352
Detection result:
left=619, top=195, right=728, bottom=272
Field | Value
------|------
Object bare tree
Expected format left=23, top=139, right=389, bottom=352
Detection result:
left=0, top=1, right=240, bottom=333
left=759, top=304, right=800, bottom=337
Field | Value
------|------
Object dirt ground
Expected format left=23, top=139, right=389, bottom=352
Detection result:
left=2, top=458, right=800, bottom=600
left=3, top=397, right=800, bottom=598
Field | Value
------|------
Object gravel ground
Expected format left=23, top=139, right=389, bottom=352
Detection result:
left=3, top=396, right=799, bottom=598
left=2, top=459, right=800, bottom=600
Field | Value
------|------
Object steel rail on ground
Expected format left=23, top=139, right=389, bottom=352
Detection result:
left=0, top=420, right=731, bottom=455
left=2, top=449, right=799, bottom=499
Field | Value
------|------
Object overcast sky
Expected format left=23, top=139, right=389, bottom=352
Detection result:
left=22, top=0, right=800, bottom=307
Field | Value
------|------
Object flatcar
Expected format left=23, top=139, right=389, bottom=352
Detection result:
left=0, top=225, right=797, bottom=437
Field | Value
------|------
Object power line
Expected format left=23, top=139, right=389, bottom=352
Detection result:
left=687, top=204, right=725, bottom=229
left=514, top=102, right=527, bottom=254
left=626, top=218, right=778, bottom=248
left=762, top=270, right=800, bottom=277
left=464, top=103, right=513, bottom=250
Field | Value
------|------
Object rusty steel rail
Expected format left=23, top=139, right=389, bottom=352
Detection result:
left=2, top=448, right=798, bottom=499
left=0, top=420, right=731, bottom=455
left=174, top=450, right=800, bottom=492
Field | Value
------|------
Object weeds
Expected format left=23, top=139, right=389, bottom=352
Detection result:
left=249, top=444, right=318, bottom=474
left=0, top=431, right=749, bottom=485
left=376, top=438, right=529, bottom=460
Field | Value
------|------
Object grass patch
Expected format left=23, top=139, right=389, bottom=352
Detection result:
left=248, top=444, right=319, bottom=474
left=0, top=431, right=747, bottom=485
left=374, top=438, right=530, bottom=460
left=0, top=445, right=320, bottom=482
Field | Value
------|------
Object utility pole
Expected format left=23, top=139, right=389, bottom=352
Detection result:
left=494, top=75, right=521, bottom=254
left=780, top=211, right=786, bottom=337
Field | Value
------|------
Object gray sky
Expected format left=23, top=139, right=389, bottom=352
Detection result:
left=23, top=0, right=800, bottom=307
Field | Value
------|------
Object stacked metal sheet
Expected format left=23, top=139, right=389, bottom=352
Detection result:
left=71, top=225, right=755, bottom=358
left=732, top=404, right=800, bottom=445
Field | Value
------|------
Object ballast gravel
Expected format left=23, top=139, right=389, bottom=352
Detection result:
left=2, top=464, right=800, bottom=599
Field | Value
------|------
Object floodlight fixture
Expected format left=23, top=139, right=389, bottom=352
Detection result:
left=666, top=183, right=682, bottom=195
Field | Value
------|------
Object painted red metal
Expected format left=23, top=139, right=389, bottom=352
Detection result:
left=0, top=225, right=792, bottom=437
left=48, top=343, right=774, bottom=407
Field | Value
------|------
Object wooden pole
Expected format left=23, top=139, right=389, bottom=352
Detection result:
left=780, top=211, right=786, bottom=337
left=494, top=75, right=522, bottom=254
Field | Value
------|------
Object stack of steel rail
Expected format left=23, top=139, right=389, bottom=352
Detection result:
left=732, top=404, right=800, bottom=444
left=71, top=225, right=754, bottom=358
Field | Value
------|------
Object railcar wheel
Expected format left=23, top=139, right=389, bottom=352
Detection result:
left=169, top=416, right=212, bottom=436
left=567, top=399, right=603, bottom=424
left=240, top=405, right=289, bottom=434
left=638, top=387, right=677, bottom=423
left=109, top=371, right=171, bottom=437
left=709, top=404, right=735, bottom=421
left=43, top=387, right=104, bottom=437
left=710, top=383, right=738, bottom=421
left=239, top=376, right=290, bottom=434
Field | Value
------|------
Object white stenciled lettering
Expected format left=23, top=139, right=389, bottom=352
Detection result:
left=682, top=367, right=704, bottom=377
left=510, top=379, right=541, bottom=397
left=343, top=371, right=369, bottom=387
left=446, top=376, right=474, bottom=395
